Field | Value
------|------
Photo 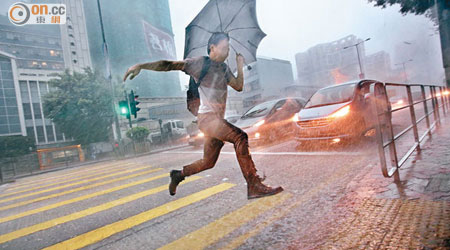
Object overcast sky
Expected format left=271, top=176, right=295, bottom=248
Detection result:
left=0, top=0, right=444, bottom=85
left=169, top=0, right=444, bottom=85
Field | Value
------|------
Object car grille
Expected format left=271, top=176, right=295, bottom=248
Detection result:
left=297, top=118, right=332, bottom=128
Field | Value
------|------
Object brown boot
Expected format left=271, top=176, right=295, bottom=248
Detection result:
left=169, top=170, right=185, bottom=196
left=247, top=176, right=283, bottom=199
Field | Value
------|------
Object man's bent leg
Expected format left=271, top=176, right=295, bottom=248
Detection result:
left=183, top=136, right=224, bottom=176
left=169, top=136, right=224, bottom=196
left=199, top=115, right=283, bottom=199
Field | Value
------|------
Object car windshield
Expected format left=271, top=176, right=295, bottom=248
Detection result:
left=305, top=83, right=357, bottom=108
left=241, top=100, right=278, bottom=118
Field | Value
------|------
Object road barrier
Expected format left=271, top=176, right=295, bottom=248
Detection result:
left=372, top=82, right=449, bottom=182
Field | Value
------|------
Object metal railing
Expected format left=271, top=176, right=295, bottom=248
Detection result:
left=372, top=82, right=449, bottom=182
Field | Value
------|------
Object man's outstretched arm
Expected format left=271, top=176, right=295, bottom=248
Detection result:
left=123, top=60, right=185, bottom=81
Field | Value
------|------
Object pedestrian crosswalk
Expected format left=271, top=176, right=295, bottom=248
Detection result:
left=0, top=160, right=289, bottom=249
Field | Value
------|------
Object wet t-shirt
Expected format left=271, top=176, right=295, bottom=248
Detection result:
left=182, top=56, right=234, bottom=118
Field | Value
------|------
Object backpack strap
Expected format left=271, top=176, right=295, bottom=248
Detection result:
left=197, top=56, right=211, bottom=85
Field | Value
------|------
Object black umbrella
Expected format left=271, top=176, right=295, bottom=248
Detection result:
left=184, top=0, right=266, bottom=72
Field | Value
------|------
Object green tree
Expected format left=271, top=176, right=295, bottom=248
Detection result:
left=126, top=127, right=150, bottom=142
left=0, top=135, right=35, bottom=158
left=368, top=0, right=434, bottom=15
left=43, top=68, right=115, bottom=146
left=367, top=0, right=438, bottom=24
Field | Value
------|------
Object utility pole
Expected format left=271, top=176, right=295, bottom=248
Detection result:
left=436, top=0, right=450, bottom=87
left=343, top=38, right=371, bottom=79
left=96, top=0, right=121, bottom=142
left=395, top=59, right=413, bottom=83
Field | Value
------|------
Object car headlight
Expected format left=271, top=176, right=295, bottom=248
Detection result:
left=329, top=105, right=350, bottom=118
left=292, top=113, right=299, bottom=122
left=198, top=132, right=204, bottom=137
left=253, top=120, right=265, bottom=127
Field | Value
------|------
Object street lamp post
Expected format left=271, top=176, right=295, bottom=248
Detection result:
left=395, top=59, right=413, bottom=83
left=96, top=0, right=121, bottom=143
left=343, top=38, right=371, bottom=79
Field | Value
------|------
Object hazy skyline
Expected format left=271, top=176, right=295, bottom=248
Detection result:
left=168, top=0, right=444, bottom=85
left=0, top=0, right=444, bottom=85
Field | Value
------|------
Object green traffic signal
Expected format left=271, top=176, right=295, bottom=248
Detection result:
left=118, top=100, right=130, bottom=117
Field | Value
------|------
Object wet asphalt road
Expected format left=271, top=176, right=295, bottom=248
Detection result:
left=0, top=105, right=431, bottom=249
left=0, top=138, right=380, bottom=250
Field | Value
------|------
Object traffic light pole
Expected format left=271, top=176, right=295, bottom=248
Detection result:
left=124, top=91, right=132, bottom=128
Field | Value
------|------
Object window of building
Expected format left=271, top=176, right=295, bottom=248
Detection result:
left=36, top=126, right=45, bottom=143
left=0, top=116, right=6, bottom=125
left=71, top=51, right=76, bottom=55
left=46, top=125, right=55, bottom=142
left=5, top=97, right=18, bottom=107
left=49, top=50, right=56, bottom=56
left=23, top=103, right=32, bottom=119
left=73, top=59, right=77, bottom=64
left=26, top=127, right=35, bottom=140
left=2, top=80, right=14, bottom=89
left=1, top=70, right=13, bottom=80
left=32, top=103, right=42, bottom=119
left=68, top=25, right=73, bottom=30
left=69, top=34, right=74, bottom=38
left=9, top=124, right=20, bottom=133
left=0, top=125, right=8, bottom=134
left=70, top=42, right=75, bottom=46
left=29, top=81, right=39, bottom=102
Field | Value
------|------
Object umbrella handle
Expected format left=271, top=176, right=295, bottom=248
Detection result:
left=230, top=45, right=253, bottom=70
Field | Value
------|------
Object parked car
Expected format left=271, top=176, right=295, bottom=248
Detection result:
left=293, top=80, right=380, bottom=146
left=234, top=97, right=306, bottom=146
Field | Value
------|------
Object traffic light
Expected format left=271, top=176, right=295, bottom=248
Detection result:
left=118, top=100, right=130, bottom=119
left=129, top=90, right=140, bottom=118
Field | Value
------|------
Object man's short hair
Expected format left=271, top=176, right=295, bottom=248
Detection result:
left=207, top=32, right=229, bottom=55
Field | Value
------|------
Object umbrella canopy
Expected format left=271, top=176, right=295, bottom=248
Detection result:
left=184, top=0, right=266, bottom=72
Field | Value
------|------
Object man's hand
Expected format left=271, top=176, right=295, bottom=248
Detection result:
left=236, top=53, right=244, bottom=67
left=123, top=64, right=141, bottom=82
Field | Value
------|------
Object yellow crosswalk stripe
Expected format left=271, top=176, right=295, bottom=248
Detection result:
left=0, top=163, right=136, bottom=198
left=221, top=159, right=366, bottom=250
left=0, top=165, right=153, bottom=204
left=42, top=182, right=235, bottom=250
left=0, top=173, right=169, bottom=224
left=158, top=192, right=290, bottom=250
left=0, top=167, right=161, bottom=212
left=5, top=161, right=130, bottom=191
left=0, top=176, right=203, bottom=244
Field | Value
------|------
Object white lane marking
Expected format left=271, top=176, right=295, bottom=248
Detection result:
left=163, top=151, right=364, bottom=156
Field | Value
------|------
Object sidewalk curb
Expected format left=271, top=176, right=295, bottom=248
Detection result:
left=4, top=144, right=189, bottom=182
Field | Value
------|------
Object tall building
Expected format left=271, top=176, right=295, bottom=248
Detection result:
left=0, top=15, right=67, bottom=145
left=59, top=0, right=92, bottom=72
left=295, top=35, right=366, bottom=89
left=229, top=56, right=294, bottom=112
left=82, top=0, right=181, bottom=97
left=0, top=51, right=25, bottom=137
left=365, top=51, right=392, bottom=82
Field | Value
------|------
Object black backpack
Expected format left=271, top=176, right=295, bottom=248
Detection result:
left=187, top=56, right=211, bottom=116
